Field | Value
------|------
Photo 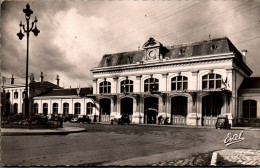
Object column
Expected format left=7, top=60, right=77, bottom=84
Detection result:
left=93, top=78, right=97, bottom=94
left=191, top=70, right=200, bottom=126
left=135, top=75, right=142, bottom=93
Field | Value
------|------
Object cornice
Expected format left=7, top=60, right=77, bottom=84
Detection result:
left=93, top=57, right=233, bottom=75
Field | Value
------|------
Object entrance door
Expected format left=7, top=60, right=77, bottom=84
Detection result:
left=14, top=103, right=18, bottom=114
left=43, top=103, right=48, bottom=116
left=100, top=98, right=111, bottom=122
left=171, top=96, right=187, bottom=125
left=202, top=94, right=222, bottom=126
left=121, top=98, right=133, bottom=122
left=144, top=97, right=158, bottom=124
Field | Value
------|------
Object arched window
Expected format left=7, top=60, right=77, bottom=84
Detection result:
left=34, top=103, right=38, bottom=114
left=99, top=81, right=111, bottom=94
left=6, top=92, right=10, bottom=99
left=53, top=103, right=58, bottom=114
left=243, top=100, right=257, bottom=118
left=202, top=73, right=222, bottom=89
left=87, top=102, right=94, bottom=115
left=144, top=78, right=159, bottom=92
left=43, top=103, right=48, bottom=116
left=171, top=76, right=188, bottom=91
left=14, top=103, right=18, bottom=114
left=121, top=79, right=134, bottom=93
left=74, top=103, right=81, bottom=115
left=63, top=103, right=69, bottom=116
left=14, top=92, right=18, bottom=99
left=22, top=91, right=26, bottom=98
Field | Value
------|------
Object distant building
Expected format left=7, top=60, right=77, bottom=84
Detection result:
left=91, top=37, right=259, bottom=127
left=33, top=87, right=96, bottom=120
left=2, top=72, right=61, bottom=115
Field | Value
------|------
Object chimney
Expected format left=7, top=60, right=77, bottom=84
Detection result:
left=242, top=49, right=247, bottom=63
left=40, top=72, right=44, bottom=84
left=30, top=74, right=35, bottom=83
left=11, top=74, right=14, bottom=84
left=56, top=75, right=60, bottom=86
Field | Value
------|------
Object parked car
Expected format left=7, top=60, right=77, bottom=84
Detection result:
left=71, top=117, right=78, bottom=123
left=215, top=116, right=231, bottom=129
left=78, top=115, right=91, bottom=123
left=111, top=118, right=119, bottom=125
left=71, top=115, right=91, bottom=123
left=118, top=114, right=130, bottom=125
left=63, top=114, right=74, bottom=122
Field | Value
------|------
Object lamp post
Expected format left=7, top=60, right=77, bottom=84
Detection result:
left=17, top=3, right=40, bottom=116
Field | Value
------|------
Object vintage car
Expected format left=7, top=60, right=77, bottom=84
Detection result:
left=111, top=114, right=130, bottom=125
left=63, top=114, right=74, bottom=122
left=215, top=116, right=231, bottom=129
left=71, top=115, right=91, bottom=123
left=118, top=114, right=130, bottom=125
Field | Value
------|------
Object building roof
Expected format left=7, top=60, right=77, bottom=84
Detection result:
left=30, top=81, right=61, bottom=90
left=239, top=77, right=260, bottom=90
left=36, top=87, right=93, bottom=97
left=97, top=37, right=243, bottom=68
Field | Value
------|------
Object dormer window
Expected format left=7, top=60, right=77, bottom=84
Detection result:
left=179, top=48, right=185, bottom=55
left=127, top=56, right=133, bottom=61
left=105, top=57, right=111, bottom=63
left=211, top=44, right=218, bottom=50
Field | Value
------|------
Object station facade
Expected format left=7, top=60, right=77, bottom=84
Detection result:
left=2, top=37, right=260, bottom=127
left=91, top=37, right=259, bottom=126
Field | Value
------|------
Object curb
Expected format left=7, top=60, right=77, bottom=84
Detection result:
left=1, top=127, right=87, bottom=136
left=210, top=152, right=218, bottom=166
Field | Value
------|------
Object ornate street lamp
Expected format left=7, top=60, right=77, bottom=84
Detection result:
left=17, top=3, right=40, bottom=116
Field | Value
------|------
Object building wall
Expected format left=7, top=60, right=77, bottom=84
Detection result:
left=238, top=91, right=260, bottom=127
left=92, top=58, right=243, bottom=125
left=33, top=97, right=96, bottom=118
left=4, top=86, right=25, bottom=114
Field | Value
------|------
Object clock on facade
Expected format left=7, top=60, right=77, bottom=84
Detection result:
left=148, top=49, right=156, bottom=59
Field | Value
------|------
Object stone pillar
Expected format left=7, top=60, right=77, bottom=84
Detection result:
left=191, top=70, right=200, bottom=126
left=93, top=78, right=97, bottom=94
left=135, top=75, right=142, bottom=93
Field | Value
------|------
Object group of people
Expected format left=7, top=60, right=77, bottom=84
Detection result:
left=158, top=115, right=169, bottom=125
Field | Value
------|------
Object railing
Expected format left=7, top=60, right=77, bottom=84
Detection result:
left=203, top=116, right=218, bottom=126
left=172, top=115, right=186, bottom=125
left=101, top=114, right=110, bottom=122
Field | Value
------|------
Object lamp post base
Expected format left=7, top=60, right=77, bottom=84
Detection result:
left=23, top=97, right=30, bottom=116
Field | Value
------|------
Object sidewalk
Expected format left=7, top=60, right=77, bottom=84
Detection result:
left=1, top=127, right=86, bottom=136
left=107, top=122, right=260, bottom=131
left=216, top=149, right=260, bottom=166
left=101, top=149, right=260, bottom=166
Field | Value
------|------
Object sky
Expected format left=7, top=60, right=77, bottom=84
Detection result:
left=1, top=0, right=260, bottom=88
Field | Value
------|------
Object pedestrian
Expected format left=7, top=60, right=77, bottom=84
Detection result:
left=93, top=115, right=97, bottom=123
left=158, top=115, right=162, bottom=125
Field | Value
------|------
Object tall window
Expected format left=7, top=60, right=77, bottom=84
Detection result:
left=87, top=102, right=94, bottom=115
left=63, top=103, right=69, bottom=116
left=99, top=81, right=111, bottom=94
left=74, top=103, right=81, bottom=115
left=243, top=100, right=257, bottom=118
left=171, top=76, right=188, bottom=91
left=121, top=79, right=134, bottom=93
left=144, top=78, right=159, bottom=92
left=34, top=103, right=38, bottom=114
left=14, top=103, right=18, bottom=114
left=202, top=73, right=222, bottom=89
left=6, top=92, right=10, bottom=99
left=43, top=103, right=48, bottom=116
left=53, top=103, right=58, bottom=114
left=14, top=92, right=18, bottom=99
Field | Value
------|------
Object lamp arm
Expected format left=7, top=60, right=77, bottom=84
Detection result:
left=29, top=22, right=35, bottom=32
left=22, top=25, right=26, bottom=33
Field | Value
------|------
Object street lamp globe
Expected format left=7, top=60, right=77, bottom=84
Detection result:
left=23, top=4, right=33, bottom=18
